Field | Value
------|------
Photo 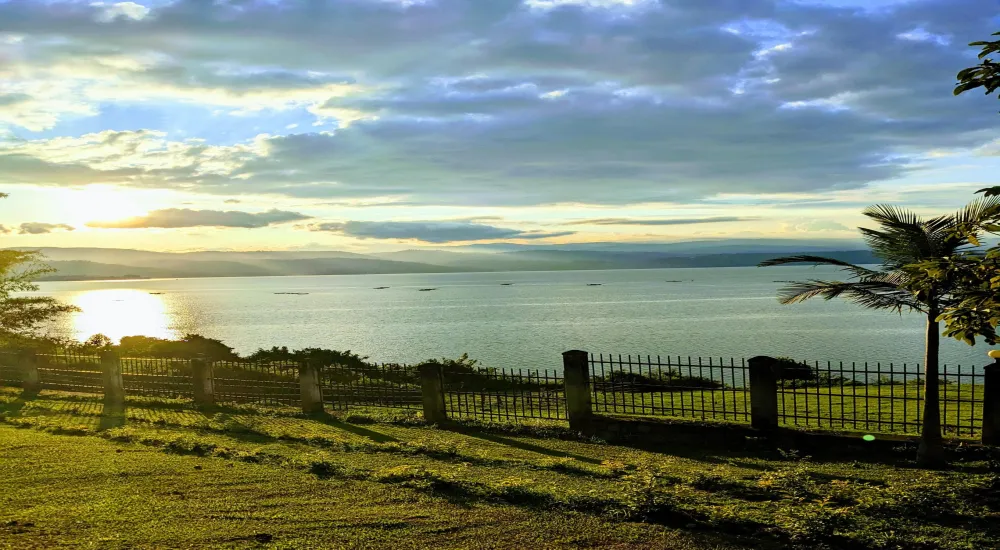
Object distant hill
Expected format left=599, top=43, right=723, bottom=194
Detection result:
left=5, top=243, right=880, bottom=281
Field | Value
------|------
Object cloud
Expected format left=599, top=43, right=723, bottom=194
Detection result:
left=0, top=0, right=998, bottom=209
left=307, top=220, right=574, bottom=243
left=786, top=220, right=853, bottom=232
left=86, top=208, right=311, bottom=229
left=223, top=199, right=242, bottom=204
left=17, top=222, right=75, bottom=234
left=0, top=225, right=10, bottom=234
left=566, top=216, right=758, bottom=226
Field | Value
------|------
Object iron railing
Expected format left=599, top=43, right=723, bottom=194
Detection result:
left=774, top=361, right=984, bottom=437
left=443, top=367, right=565, bottom=422
left=121, top=356, right=194, bottom=400
left=0, top=351, right=19, bottom=387
left=35, top=352, right=103, bottom=394
left=589, top=354, right=750, bottom=423
left=319, top=363, right=421, bottom=411
left=212, top=360, right=300, bottom=407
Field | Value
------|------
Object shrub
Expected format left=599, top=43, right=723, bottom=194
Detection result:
left=593, top=369, right=723, bottom=391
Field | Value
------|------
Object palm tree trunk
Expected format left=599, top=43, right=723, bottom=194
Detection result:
left=917, top=307, right=946, bottom=467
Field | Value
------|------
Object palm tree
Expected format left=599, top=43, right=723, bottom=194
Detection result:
left=759, top=197, right=1000, bottom=467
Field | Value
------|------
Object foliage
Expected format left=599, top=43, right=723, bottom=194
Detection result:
left=117, top=333, right=238, bottom=361
left=246, top=345, right=370, bottom=369
left=955, top=31, right=1000, bottom=102
left=0, top=249, right=79, bottom=341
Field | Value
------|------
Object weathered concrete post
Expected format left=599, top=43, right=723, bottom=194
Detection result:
left=191, top=357, right=215, bottom=407
left=19, top=350, right=40, bottom=393
left=563, top=350, right=593, bottom=430
left=983, top=359, right=1000, bottom=446
left=748, top=356, right=779, bottom=431
left=100, top=350, right=125, bottom=404
left=299, top=359, right=324, bottom=415
left=418, top=363, right=447, bottom=424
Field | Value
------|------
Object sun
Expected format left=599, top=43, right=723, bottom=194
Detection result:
left=61, top=186, right=149, bottom=227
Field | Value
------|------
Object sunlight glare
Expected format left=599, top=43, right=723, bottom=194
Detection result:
left=70, top=289, right=176, bottom=343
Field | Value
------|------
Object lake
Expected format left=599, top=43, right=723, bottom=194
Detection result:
left=32, top=267, right=995, bottom=372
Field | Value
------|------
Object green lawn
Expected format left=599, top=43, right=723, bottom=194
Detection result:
left=1, top=386, right=999, bottom=549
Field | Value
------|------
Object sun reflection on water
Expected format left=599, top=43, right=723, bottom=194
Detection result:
left=70, top=289, right=176, bottom=342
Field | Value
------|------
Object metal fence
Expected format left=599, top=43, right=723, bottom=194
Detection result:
left=121, top=357, right=194, bottom=400
left=212, top=360, right=301, bottom=407
left=0, top=351, right=19, bottom=387
left=319, top=363, right=422, bottom=411
left=589, top=354, right=751, bottom=423
left=443, top=367, right=566, bottom=422
left=774, top=361, right=984, bottom=437
left=36, top=352, right=104, bottom=394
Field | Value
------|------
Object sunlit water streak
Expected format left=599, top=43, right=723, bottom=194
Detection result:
left=29, top=267, right=996, bottom=371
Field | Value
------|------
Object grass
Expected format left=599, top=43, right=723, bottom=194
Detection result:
left=1, top=387, right=999, bottom=549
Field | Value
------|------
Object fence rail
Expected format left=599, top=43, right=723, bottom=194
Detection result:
left=443, top=367, right=565, bottom=422
left=320, top=363, right=422, bottom=411
left=589, top=354, right=750, bottom=424
left=0, top=348, right=995, bottom=443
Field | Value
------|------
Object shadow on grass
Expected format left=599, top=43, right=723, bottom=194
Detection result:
left=98, top=399, right=127, bottom=431
left=308, top=413, right=399, bottom=443
left=0, top=388, right=40, bottom=416
left=442, top=424, right=601, bottom=465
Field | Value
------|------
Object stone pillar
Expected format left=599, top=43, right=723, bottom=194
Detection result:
left=562, top=350, right=593, bottom=430
left=299, top=360, right=324, bottom=414
left=191, top=358, right=215, bottom=407
left=418, top=363, right=447, bottom=424
left=19, top=350, right=40, bottom=393
left=748, top=356, right=779, bottom=431
left=983, top=360, right=1000, bottom=446
left=101, top=350, right=125, bottom=404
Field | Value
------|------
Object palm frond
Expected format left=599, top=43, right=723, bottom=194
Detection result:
left=776, top=279, right=925, bottom=313
left=758, top=255, right=882, bottom=278
left=862, top=204, right=923, bottom=229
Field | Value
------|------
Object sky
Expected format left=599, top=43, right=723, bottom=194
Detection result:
left=0, top=0, right=998, bottom=253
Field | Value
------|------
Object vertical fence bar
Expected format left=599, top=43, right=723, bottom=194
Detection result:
left=983, top=359, right=1000, bottom=445
left=419, top=362, right=447, bottom=424
left=748, top=356, right=779, bottom=430
left=19, top=350, right=40, bottom=393
left=563, top=350, right=592, bottom=430
left=299, top=359, right=324, bottom=414
left=100, top=351, right=124, bottom=404
left=191, top=357, right=215, bottom=406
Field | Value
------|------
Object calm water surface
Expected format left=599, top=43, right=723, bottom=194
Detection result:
left=33, top=267, right=993, bottom=371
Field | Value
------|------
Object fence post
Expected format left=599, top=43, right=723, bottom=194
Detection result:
left=418, top=363, right=447, bottom=424
left=983, top=359, right=1000, bottom=446
left=101, top=350, right=124, bottom=404
left=191, top=357, right=215, bottom=407
left=748, top=356, right=779, bottom=431
left=19, top=350, right=40, bottom=393
left=562, top=350, right=593, bottom=430
left=299, top=359, right=324, bottom=415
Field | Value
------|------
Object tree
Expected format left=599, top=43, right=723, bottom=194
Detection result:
left=954, top=31, right=1000, bottom=104
left=759, top=197, right=1000, bottom=467
left=0, top=195, right=79, bottom=344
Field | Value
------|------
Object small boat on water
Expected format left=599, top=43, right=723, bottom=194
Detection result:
left=418, top=288, right=438, bottom=292
left=274, top=292, right=309, bottom=295
left=586, top=283, right=602, bottom=286
left=373, top=286, right=389, bottom=290
left=149, top=292, right=164, bottom=295
left=500, top=283, right=513, bottom=286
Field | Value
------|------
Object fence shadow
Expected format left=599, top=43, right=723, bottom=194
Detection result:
left=98, top=399, right=126, bottom=431
left=441, top=424, right=602, bottom=464
left=310, top=413, right=400, bottom=443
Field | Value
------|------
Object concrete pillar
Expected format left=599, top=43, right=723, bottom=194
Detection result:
left=562, top=350, right=593, bottom=430
left=748, top=356, right=779, bottom=430
left=19, top=350, right=40, bottom=393
left=191, top=358, right=215, bottom=407
left=299, top=360, right=324, bottom=414
left=983, top=360, right=1000, bottom=446
left=418, top=363, right=447, bottom=424
left=101, top=350, right=125, bottom=404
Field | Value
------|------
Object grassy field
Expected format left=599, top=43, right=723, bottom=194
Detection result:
left=1, top=387, right=999, bottom=549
